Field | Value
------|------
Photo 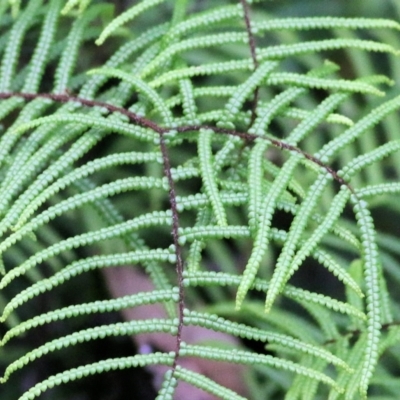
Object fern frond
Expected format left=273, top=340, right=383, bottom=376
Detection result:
left=174, top=365, right=247, bottom=400
left=257, top=38, right=399, bottom=61
left=0, top=0, right=42, bottom=92
left=184, top=309, right=351, bottom=371
left=1, top=1, right=400, bottom=399
left=1, top=288, right=179, bottom=346
left=19, top=353, right=175, bottom=400
left=95, top=0, right=166, bottom=46
left=180, top=342, right=344, bottom=393
left=253, top=17, right=400, bottom=33
left=88, top=67, right=174, bottom=125
left=198, top=129, right=227, bottom=226
left=185, top=271, right=366, bottom=320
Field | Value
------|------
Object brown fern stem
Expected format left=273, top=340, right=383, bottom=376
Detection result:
left=158, top=133, right=185, bottom=370
left=240, top=0, right=260, bottom=128
left=0, top=91, right=354, bottom=193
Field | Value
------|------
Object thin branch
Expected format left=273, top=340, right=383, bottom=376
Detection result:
left=158, top=133, right=185, bottom=370
left=240, top=0, right=260, bottom=127
left=0, top=92, right=167, bottom=134
left=0, top=91, right=354, bottom=193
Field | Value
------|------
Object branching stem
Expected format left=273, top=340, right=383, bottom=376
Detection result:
left=0, top=89, right=357, bottom=375
left=240, top=0, right=260, bottom=127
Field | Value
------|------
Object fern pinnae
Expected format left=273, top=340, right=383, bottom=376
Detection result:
left=167, top=5, right=243, bottom=41
left=316, top=94, right=400, bottom=163
left=239, top=303, right=323, bottom=344
left=184, top=309, right=351, bottom=371
left=257, top=38, right=399, bottom=61
left=198, top=129, right=227, bottom=227
left=178, top=77, right=198, bottom=124
left=264, top=172, right=333, bottom=313
left=0, top=125, right=88, bottom=225
left=307, top=99, right=399, bottom=397
left=261, top=159, right=306, bottom=199
left=311, top=210, right=360, bottom=250
left=350, top=196, right=382, bottom=398
left=79, top=23, right=168, bottom=98
left=168, top=0, right=188, bottom=28
left=0, top=128, right=104, bottom=229
left=284, top=108, right=354, bottom=126
left=357, top=182, right=400, bottom=198
left=170, top=165, right=199, bottom=182
left=186, top=206, right=212, bottom=272
left=0, top=177, right=167, bottom=275
left=212, top=133, right=244, bottom=173
left=283, top=284, right=366, bottom=321
left=0, top=96, right=52, bottom=166
left=95, top=0, right=166, bottom=46
left=253, top=17, right=400, bottom=34
left=250, top=87, right=304, bottom=136
left=262, top=92, right=351, bottom=311
left=185, top=271, right=365, bottom=320
left=298, top=234, right=363, bottom=298
left=61, top=0, right=81, bottom=15
left=299, top=358, right=328, bottom=400
left=339, top=139, right=400, bottom=182
left=88, top=67, right=174, bottom=125
left=174, top=365, right=247, bottom=400
left=8, top=210, right=172, bottom=287
left=288, top=188, right=353, bottom=289
left=149, top=59, right=253, bottom=88
left=54, top=3, right=111, bottom=93
left=72, top=177, right=176, bottom=318
left=0, top=97, right=23, bottom=130
left=327, top=335, right=366, bottom=400
left=62, top=0, right=92, bottom=15
left=287, top=92, right=349, bottom=144
left=236, top=155, right=300, bottom=311
left=0, top=0, right=42, bottom=92
left=0, top=2, right=398, bottom=398
left=166, top=187, right=356, bottom=257
left=15, top=150, right=162, bottom=229
left=18, top=353, right=175, bottom=400
left=141, top=32, right=248, bottom=80
left=176, top=191, right=247, bottom=213
left=0, top=248, right=176, bottom=321
left=248, top=139, right=269, bottom=233
left=180, top=342, right=344, bottom=393
left=156, top=369, right=178, bottom=400
left=21, top=0, right=62, bottom=93
left=221, top=60, right=278, bottom=126
left=181, top=221, right=361, bottom=297
left=0, top=99, right=53, bottom=193
left=1, top=287, right=179, bottom=346
left=1, top=318, right=179, bottom=383
left=267, top=72, right=386, bottom=96
left=165, top=87, right=233, bottom=111
left=178, top=225, right=249, bottom=245
left=8, top=112, right=159, bottom=142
